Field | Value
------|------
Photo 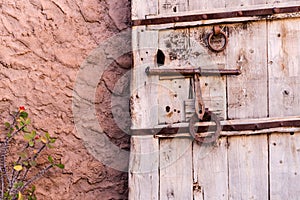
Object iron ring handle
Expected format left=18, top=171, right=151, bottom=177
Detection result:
left=188, top=111, right=221, bottom=144
left=207, top=30, right=228, bottom=52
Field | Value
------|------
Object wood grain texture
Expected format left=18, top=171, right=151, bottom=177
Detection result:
left=129, top=136, right=159, bottom=200
left=269, top=132, right=300, bottom=200
left=268, top=18, right=300, bottom=117
left=132, top=0, right=158, bottom=19
left=227, top=21, right=268, bottom=119
left=131, top=27, right=159, bottom=129
left=228, top=135, right=269, bottom=200
left=193, top=138, right=228, bottom=200
left=160, top=138, right=193, bottom=200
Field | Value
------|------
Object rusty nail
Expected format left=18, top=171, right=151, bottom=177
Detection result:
left=273, top=8, right=280, bottom=13
left=237, top=11, right=243, bottom=16
left=202, top=14, right=208, bottom=20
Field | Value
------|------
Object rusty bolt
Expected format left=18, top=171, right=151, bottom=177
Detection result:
left=237, top=11, right=243, bottom=16
left=273, top=8, right=280, bottom=14
left=202, top=14, right=208, bottom=20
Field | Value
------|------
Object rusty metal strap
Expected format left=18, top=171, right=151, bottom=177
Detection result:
left=130, top=118, right=300, bottom=136
left=132, top=6, right=300, bottom=26
left=145, top=67, right=241, bottom=76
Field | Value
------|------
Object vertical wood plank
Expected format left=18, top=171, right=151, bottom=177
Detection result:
left=193, top=138, right=228, bottom=200
left=159, top=0, right=188, bottom=15
left=160, top=138, right=193, bottom=200
left=129, top=136, right=159, bottom=200
left=268, top=18, right=300, bottom=117
left=132, top=0, right=158, bottom=20
left=227, top=21, right=268, bottom=119
left=228, top=135, right=268, bottom=200
left=190, top=26, right=227, bottom=120
left=269, top=132, right=300, bottom=200
left=131, top=27, right=159, bottom=129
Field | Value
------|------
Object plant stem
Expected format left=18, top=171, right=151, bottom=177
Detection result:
left=20, top=165, right=53, bottom=193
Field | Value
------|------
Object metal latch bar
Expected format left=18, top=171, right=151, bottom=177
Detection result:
left=145, top=67, right=241, bottom=76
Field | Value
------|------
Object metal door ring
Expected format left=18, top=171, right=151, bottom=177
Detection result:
left=208, top=30, right=228, bottom=52
left=189, top=111, right=221, bottom=144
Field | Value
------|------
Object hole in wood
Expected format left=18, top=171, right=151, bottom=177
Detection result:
left=290, top=132, right=295, bottom=135
left=157, top=49, right=165, bottom=66
left=283, top=90, right=289, bottom=95
left=173, top=6, right=177, bottom=12
left=165, top=106, right=170, bottom=113
left=141, top=58, right=144, bottom=61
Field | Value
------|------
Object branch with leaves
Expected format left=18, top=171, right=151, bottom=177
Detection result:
left=1, top=107, right=64, bottom=200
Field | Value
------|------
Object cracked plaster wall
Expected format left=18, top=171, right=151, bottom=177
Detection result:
left=0, top=0, right=131, bottom=199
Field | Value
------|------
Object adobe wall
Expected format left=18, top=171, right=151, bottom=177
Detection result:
left=0, top=0, right=131, bottom=199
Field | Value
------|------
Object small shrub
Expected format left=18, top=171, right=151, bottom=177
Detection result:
left=0, top=107, right=64, bottom=200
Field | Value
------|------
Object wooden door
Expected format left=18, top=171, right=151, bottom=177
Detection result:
left=130, top=1, right=300, bottom=200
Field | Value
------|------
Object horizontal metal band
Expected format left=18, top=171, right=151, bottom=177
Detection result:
left=130, top=117, right=300, bottom=136
left=132, top=5, right=300, bottom=26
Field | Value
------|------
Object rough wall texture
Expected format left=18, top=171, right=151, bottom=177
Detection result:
left=0, top=0, right=131, bottom=199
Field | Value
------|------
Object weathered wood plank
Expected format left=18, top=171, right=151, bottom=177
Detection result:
left=268, top=18, right=300, bottom=117
left=132, top=0, right=158, bottom=19
left=269, top=132, right=300, bottom=200
left=160, top=138, right=193, bottom=200
left=129, top=136, right=159, bottom=200
left=193, top=138, right=228, bottom=200
left=189, top=26, right=227, bottom=120
left=131, top=27, right=159, bottom=129
left=227, top=21, right=268, bottom=119
left=228, top=135, right=269, bottom=200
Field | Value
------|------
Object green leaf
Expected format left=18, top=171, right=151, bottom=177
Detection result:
left=4, top=122, right=10, bottom=128
left=25, top=118, right=30, bottom=125
left=46, top=144, right=54, bottom=148
left=29, top=140, right=34, bottom=147
left=45, top=132, right=50, bottom=140
left=55, top=163, right=65, bottom=169
left=19, top=152, right=27, bottom=159
left=19, top=111, right=28, bottom=119
left=13, top=181, right=24, bottom=189
left=29, top=160, right=37, bottom=167
left=49, top=138, right=56, bottom=143
left=22, top=161, right=29, bottom=167
left=24, top=133, right=33, bottom=141
left=48, top=156, right=54, bottom=163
